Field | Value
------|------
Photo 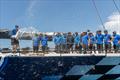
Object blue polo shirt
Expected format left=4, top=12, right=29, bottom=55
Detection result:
left=61, top=35, right=66, bottom=44
left=82, top=35, right=88, bottom=45
left=74, top=35, right=80, bottom=45
left=113, top=34, right=120, bottom=45
left=95, top=34, right=104, bottom=44
left=41, top=36, right=48, bottom=46
left=89, top=36, right=96, bottom=44
left=12, top=29, right=18, bottom=35
left=33, top=37, right=40, bottom=46
left=53, top=36, right=62, bottom=45
left=104, top=34, right=111, bottom=44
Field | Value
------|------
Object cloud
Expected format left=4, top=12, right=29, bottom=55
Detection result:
left=27, top=0, right=37, bottom=18
left=100, top=12, right=120, bottom=34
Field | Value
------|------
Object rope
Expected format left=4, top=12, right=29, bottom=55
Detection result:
left=112, top=0, right=120, bottom=14
left=91, top=0, right=106, bottom=30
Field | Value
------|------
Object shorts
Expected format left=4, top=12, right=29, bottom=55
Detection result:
left=42, top=46, right=47, bottom=51
left=11, top=38, right=19, bottom=45
left=33, top=46, right=39, bottom=51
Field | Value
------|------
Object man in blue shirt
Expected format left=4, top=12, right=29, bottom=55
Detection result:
left=74, top=32, right=80, bottom=53
left=95, top=30, right=104, bottom=53
left=67, top=32, right=74, bottom=53
left=112, top=31, right=120, bottom=53
left=88, top=32, right=96, bottom=53
left=12, top=25, right=19, bottom=35
left=32, top=34, right=40, bottom=53
left=53, top=33, right=62, bottom=53
left=41, top=34, right=48, bottom=53
left=11, top=25, right=20, bottom=54
left=60, top=33, right=67, bottom=53
left=104, top=30, right=112, bottom=53
left=81, top=32, right=88, bottom=54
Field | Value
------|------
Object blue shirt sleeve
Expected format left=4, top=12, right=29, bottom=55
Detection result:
left=12, top=29, right=17, bottom=35
left=118, top=35, right=120, bottom=40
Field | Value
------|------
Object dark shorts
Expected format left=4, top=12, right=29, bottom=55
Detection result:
left=97, top=44, right=103, bottom=51
left=97, top=44, right=103, bottom=49
left=75, top=44, right=80, bottom=50
left=42, top=46, right=47, bottom=51
left=33, top=46, right=39, bottom=51
left=11, top=38, right=19, bottom=45
left=67, top=44, right=73, bottom=49
left=113, top=45, right=119, bottom=52
left=104, top=43, right=111, bottom=50
left=89, top=44, right=95, bottom=50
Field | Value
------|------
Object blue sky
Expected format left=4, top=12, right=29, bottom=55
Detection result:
left=0, top=0, right=120, bottom=32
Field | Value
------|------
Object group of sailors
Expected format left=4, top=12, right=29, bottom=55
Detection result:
left=10, top=25, right=120, bottom=54
left=53, top=30, right=120, bottom=53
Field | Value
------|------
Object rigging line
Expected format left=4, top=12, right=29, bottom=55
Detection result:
left=112, top=0, right=120, bottom=14
left=91, top=0, right=105, bottom=30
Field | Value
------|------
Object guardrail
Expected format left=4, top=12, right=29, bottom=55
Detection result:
left=1, top=47, right=120, bottom=54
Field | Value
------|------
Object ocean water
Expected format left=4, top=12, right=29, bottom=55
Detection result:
left=0, top=39, right=55, bottom=49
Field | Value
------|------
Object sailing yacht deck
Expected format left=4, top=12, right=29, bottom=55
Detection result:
left=0, top=52, right=120, bottom=57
